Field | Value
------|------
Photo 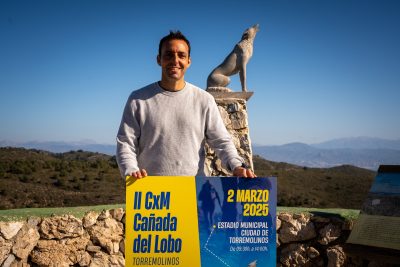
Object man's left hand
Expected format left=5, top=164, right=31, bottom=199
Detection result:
left=233, top=167, right=257, bottom=178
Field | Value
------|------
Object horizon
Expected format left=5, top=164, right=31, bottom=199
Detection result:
left=2, top=135, right=400, bottom=147
left=1, top=0, right=400, bottom=145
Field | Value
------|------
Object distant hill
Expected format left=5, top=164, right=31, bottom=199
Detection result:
left=253, top=137, right=400, bottom=170
left=0, top=147, right=375, bottom=210
left=313, top=137, right=400, bottom=150
left=0, top=140, right=115, bottom=155
left=2, top=137, right=399, bottom=169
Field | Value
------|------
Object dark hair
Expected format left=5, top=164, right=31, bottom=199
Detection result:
left=158, top=30, right=191, bottom=56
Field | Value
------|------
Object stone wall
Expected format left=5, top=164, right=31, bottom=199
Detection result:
left=0, top=209, right=394, bottom=267
left=204, top=97, right=254, bottom=176
left=0, top=209, right=125, bottom=267
left=277, top=212, right=351, bottom=267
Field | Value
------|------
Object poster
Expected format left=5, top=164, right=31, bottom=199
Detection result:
left=347, top=165, right=400, bottom=250
left=125, top=176, right=276, bottom=266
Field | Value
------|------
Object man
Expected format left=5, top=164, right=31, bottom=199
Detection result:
left=116, top=31, right=255, bottom=179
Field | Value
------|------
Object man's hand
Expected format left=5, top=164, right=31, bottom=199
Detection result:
left=233, top=166, right=256, bottom=178
left=131, top=169, right=148, bottom=179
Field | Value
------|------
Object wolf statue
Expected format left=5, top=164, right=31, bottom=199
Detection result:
left=207, top=24, right=259, bottom=92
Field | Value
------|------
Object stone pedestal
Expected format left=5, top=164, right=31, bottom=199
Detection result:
left=204, top=89, right=254, bottom=176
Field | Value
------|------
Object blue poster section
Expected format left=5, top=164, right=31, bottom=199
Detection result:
left=195, top=177, right=276, bottom=267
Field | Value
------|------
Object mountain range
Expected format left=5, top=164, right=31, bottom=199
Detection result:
left=253, top=137, right=400, bottom=170
left=1, top=137, right=399, bottom=170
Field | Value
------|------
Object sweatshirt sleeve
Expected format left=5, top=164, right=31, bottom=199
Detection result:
left=204, top=95, right=243, bottom=171
left=116, top=97, right=140, bottom=178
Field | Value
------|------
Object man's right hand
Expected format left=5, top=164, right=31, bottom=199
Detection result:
left=131, top=169, right=148, bottom=179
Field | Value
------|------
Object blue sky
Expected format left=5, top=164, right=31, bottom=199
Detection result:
left=1, top=0, right=399, bottom=145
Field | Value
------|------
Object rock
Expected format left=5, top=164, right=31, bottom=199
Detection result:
left=89, top=251, right=124, bottom=267
left=109, top=208, right=124, bottom=222
left=226, top=102, right=239, bottom=113
left=218, top=106, right=232, bottom=129
left=30, top=235, right=90, bottom=267
left=319, top=223, right=341, bottom=245
left=30, top=240, right=72, bottom=266
left=327, top=245, right=346, bottom=267
left=230, top=111, right=247, bottom=130
left=109, top=254, right=125, bottom=266
left=280, top=243, right=311, bottom=266
left=64, top=233, right=90, bottom=250
left=2, top=253, right=15, bottom=267
left=83, top=211, right=99, bottom=228
left=215, top=159, right=223, bottom=172
left=279, top=214, right=317, bottom=243
left=7, top=258, right=30, bottom=267
left=0, top=221, right=24, bottom=240
left=278, top=212, right=292, bottom=222
left=97, top=210, right=111, bottom=220
left=75, top=251, right=91, bottom=266
left=119, top=239, right=125, bottom=255
left=40, top=215, right=84, bottom=239
left=0, top=236, right=13, bottom=265
left=307, top=247, right=320, bottom=259
left=231, top=133, right=241, bottom=148
left=12, top=225, right=40, bottom=260
left=86, top=245, right=102, bottom=253
left=87, top=218, right=123, bottom=254
left=27, top=217, right=41, bottom=227
left=276, top=218, right=281, bottom=230
left=89, top=251, right=108, bottom=267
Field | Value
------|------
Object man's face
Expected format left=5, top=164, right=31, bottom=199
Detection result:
left=157, top=39, right=191, bottom=83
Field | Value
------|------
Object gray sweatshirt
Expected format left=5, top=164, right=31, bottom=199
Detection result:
left=116, top=82, right=243, bottom=177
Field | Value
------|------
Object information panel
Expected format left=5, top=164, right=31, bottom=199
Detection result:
left=347, top=165, right=400, bottom=250
left=125, top=176, right=276, bottom=266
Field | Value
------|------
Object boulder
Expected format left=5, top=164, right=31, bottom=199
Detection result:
left=30, top=235, right=90, bottom=267
left=280, top=243, right=311, bottom=266
left=281, top=244, right=323, bottom=267
left=87, top=218, right=123, bottom=254
left=97, top=210, right=111, bottom=220
left=0, top=221, right=24, bottom=240
left=40, top=215, right=84, bottom=239
left=279, top=213, right=317, bottom=243
left=12, top=225, right=40, bottom=260
left=1, top=253, right=15, bottom=267
left=109, top=208, right=124, bottom=222
left=0, top=236, right=13, bottom=265
left=27, top=217, right=42, bottom=228
left=319, top=223, right=341, bottom=245
left=327, top=245, right=346, bottom=267
left=83, top=212, right=99, bottom=228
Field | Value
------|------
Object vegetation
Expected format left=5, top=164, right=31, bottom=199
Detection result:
left=0, top=204, right=358, bottom=222
left=0, top=147, right=124, bottom=209
left=253, top=155, right=375, bottom=209
left=0, top=204, right=124, bottom=222
left=0, top=148, right=375, bottom=210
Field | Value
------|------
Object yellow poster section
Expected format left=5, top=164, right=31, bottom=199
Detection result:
left=347, top=214, right=400, bottom=250
left=126, top=176, right=201, bottom=267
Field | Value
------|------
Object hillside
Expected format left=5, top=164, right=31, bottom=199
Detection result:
left=253, top=155, right=375, bottom=209
left=0, top=147, right=124, bottom=209
left=0, top=147, right=375, bottom=210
